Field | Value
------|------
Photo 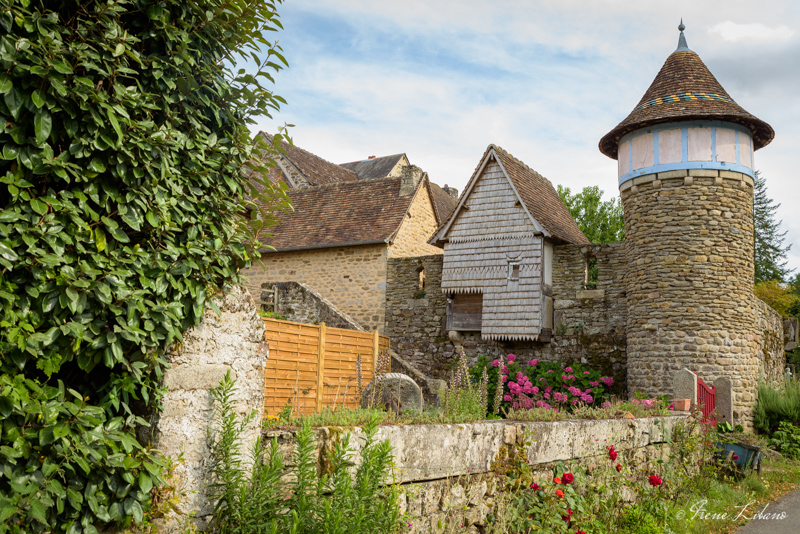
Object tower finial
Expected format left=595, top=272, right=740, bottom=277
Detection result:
left=676, top=18, right=690, bottom=52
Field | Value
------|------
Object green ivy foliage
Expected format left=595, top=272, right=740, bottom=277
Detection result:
left=0, top=0, right=291, bottom=531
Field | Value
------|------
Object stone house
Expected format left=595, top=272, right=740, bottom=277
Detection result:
left=241, top=134, right=457, bottom=332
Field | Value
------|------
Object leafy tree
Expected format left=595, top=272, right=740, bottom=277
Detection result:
left=754, top=171, right=792, bottom=283
left=754, top=280, right=800, bottom=317
left=0, top=0, right=290, bottom=531
left=557, top=185, right=624, bottom=244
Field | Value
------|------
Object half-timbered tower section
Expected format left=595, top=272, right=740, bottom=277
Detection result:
left=431, top=145, right=589, bottom=341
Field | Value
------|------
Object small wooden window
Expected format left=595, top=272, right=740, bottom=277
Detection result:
left=446, top=294, right=483, bottom=331
left=508, top=262, right=520, bottom=281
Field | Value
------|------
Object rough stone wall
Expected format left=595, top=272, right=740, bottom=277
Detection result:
left=264, top=415, right=689, bottom=533
left=259, top=280, right=365, bottom=330
left=385, top=252, right=628, bottom=393
left=551, top=243, right=628, bottom=394
left=388, top=182, right=444, bottom=258
left=241, top=243, right=389, bottom=332
left=620, top=170, right=759, bottom=425
left=756, top=298, right=786, bottom=384
left=150, top=286, right=268, bottom=532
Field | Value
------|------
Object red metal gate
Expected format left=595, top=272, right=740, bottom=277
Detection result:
left=697, top=377, right=717, bottom=425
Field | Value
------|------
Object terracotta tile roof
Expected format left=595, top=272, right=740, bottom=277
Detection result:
left=599, top=50, right=774, bottom=159
left=340, top=154, right=406, bottom=180
left=258, top=177, right=419, bottom=251
left=257, top=132, right=358, bottom=185
left=491, top=145, right=590, bottom=245
left=427, top=182, right=458, bottom=226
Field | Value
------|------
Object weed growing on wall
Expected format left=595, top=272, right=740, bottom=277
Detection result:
left=440, top=348, right=489, bottom=421
left=208, top=372, right=404, bottom=533
left=0, top=0, right=291, bottom=530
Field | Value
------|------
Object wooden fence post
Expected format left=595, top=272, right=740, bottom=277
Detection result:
left=372, top=330, right=380, bottom=374
left=316, top=323, right=326, bottom=413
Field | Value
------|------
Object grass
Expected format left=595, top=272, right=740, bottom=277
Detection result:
left=665, top=456, right=800, bottom=534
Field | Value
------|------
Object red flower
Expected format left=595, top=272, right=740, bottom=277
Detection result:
left=530, top=482, right=542, bottom=491
left=608, top=445, right=618, bottom=461
left=562, top=508, right=573, bottom=522
left=648, top=475, right=662, bottom=487
left=553, top=476, right=562, bottom=485
left=556, top=489, right=565, bottom=498
left=576, top=531, right=587, bottom=534
left=733, top=453, right=740, bottom=461
left=562, top=472, right=574, bottom=484
left=616, top=464, right=622, bottom=472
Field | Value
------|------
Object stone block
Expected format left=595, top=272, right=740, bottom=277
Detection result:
left=633, top=174, right=657, bottom=186
left=363, top=373, right=424, bottom=412
left=576, top=289, right=605, bottom=299
left=684, top=176, right=694, bottom=186
left=714, top=377, right=734, bottom=425
left=673, top=369, right=697, bottom=407
left=658, top=170, right=688, bottom=180
left=688, top=169, right=719, bottom=177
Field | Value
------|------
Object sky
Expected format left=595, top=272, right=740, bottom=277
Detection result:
left=253, top=0, right=800, bottom=274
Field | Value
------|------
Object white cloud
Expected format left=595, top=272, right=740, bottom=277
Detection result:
left=707, top=21, right=795, bottom=43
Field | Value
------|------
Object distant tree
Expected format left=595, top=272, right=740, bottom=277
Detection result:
left=557, top=185, right=624, bottom=244
left=754, top=280, right=800, bottom=317
left=754, top=171, right=792, bottom=283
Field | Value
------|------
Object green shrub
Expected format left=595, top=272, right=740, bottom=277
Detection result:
left=0, top=0, right=290, bottom=530
left=208, top=372, right=403, bottom=534
left=768, top=421, right=800, bottom=459
left=753, top=379, right=800, bottom=433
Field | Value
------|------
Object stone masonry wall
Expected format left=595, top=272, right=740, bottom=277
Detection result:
left=389, top=181, right=445, bottom=258
left=148, top=286, right=268, bottom=532
left=259, top=280, right=365, bottom=330
left=552, top=242, right=628, bottom=394
left=264, top=415, right=689, bottom=533
left=242, top=243, right=389, bottom=332
left=620, top=170, right=759, bottom=426
left=385, top=251, right=628, bottom=395
left=757, top=298, right=787, bottom=384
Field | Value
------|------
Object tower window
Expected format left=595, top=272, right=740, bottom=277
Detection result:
left=509, top=262, right=521, bottom=281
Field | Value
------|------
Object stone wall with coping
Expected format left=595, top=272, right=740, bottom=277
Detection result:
left=242, top=243, right=390, bottom=332
left=263, top=414, right=690, bottom=533
left=757, top=298, right=787, bottom=384
left=620, top=170, right=760, bottom=426
left=551, top=243, right=628, bottom=393
left=259, top=280, right=365, bottom=331
left=384, top=250, right=628, bottom=395
left=148, top=285, right=268, bottom=532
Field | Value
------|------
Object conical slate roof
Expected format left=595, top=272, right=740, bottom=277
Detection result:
left=599, top=27, right=774, bottom=159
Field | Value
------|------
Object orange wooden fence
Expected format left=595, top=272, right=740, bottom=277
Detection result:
left=262, top=318, right=390, bottom=416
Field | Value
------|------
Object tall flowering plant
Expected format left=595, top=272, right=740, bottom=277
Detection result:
left=470, top=355, right=614, bottom=413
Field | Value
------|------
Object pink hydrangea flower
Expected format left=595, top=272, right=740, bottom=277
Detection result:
left=547, top=370, right=554, bottom=374
left=492, top=359, right=500, bottom=367
left=532, top=386, right=539, bottom=395
left=516, top=371, right=524, bottom=381
left=602, top=401, right=612, bottom=408
left=544, top=393, right=551, bottom=399
left=600, top=377, right=614, bottom=386
left=590, top=381, right=600, bottom=387
left=564, top=367, right=573, bottom=373
left=507, top=353, right=516, bottom=363
left=502, top=376, right=508, bottom=382
left=584, top=371, right=590, bottom=375
left=503, top=394, right=512, bottom=402
left=528, top=359, right=539, bottom=366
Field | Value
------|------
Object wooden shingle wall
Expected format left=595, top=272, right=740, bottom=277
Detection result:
left=441, top=161, right=543, bottom=341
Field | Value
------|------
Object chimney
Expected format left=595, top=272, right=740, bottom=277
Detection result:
left=399, top=165, right=424, bottom=195
left=442, top=184, right=458, bottom=199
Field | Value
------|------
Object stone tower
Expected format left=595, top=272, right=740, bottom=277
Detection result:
left=599, top=23, right=774, bottom=425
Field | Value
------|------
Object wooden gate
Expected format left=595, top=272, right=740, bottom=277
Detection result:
left=697, top=376, right=717, bottom=425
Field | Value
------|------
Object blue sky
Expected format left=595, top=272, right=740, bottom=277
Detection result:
left=254, top=0, right=800, bottom=274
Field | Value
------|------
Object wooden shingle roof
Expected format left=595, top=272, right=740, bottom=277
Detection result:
left=258, top=177, right=420, bottom=252
left=340, top=154, right=407, bottom=180
left=599, top=45, right=774, bottom=159
left=432, top=145, right=589, bottom=246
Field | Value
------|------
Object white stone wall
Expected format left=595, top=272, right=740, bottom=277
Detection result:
left=153, top=285, right=268, bottom=531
